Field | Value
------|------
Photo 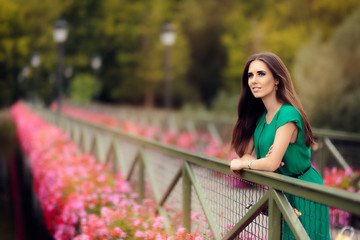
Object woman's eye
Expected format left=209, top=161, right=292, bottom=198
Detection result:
left=248, top=73, right=253, bottom=78
left=259, top=72, right=265, bottom=76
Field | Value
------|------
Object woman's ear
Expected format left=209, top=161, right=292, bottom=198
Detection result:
left=275, top=78, right=280, bottom=86
left=275, top=78, right=280, bottom=90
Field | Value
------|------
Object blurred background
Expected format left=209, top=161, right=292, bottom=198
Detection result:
left=1, top=0, right=360, bottom=132
left=1, top=1, right=360, bottom=238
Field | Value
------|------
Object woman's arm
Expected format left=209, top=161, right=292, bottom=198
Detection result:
left=230, top=122, right=297, bottom=172
left=230, top=136, right=255, bottom=175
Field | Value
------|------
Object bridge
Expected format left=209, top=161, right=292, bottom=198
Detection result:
left=9, top=102, right=360, bottom=239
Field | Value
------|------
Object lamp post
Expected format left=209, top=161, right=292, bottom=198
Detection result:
left=160, top=23, right=176, bottom=110
left=18, top=66, right=30, bottom=82
left=31, top=52, right=41, bottom=104
left=91, top=54, right=102, bottom=101
left=53, top=19, right=68, bottom=118
left=64, top=66, right=73, bottom=94
left=18, top=66, right=30, bottom=99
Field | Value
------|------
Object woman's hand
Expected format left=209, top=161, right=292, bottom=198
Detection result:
left=230, top=158, right=245, bottom=176
left=231, top=144, right=285, bottom=176
left=266, top=145, right=274, bottom=158
left=230, top=158, right=245, bottom=172
left=230, top=155, right=255, bottom=174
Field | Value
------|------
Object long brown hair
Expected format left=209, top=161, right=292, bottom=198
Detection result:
left=231, top=52, right=314, bottom=157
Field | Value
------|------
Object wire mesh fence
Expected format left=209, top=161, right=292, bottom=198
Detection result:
left=192, top=165, right=268, bottom=239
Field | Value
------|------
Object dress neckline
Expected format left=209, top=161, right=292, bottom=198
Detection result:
left=265, top=104, right=284, bottom=125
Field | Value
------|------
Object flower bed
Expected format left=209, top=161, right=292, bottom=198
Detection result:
left=323, top=167, right=360, bottom=228
left=323, top=167, right=360, bottom=193
left=11, top=102, right=205, bottom=240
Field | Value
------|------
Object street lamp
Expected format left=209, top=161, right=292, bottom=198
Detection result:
left=31, top=52, right=41, bottom=104
left=53, top=19, right=68, bottom=118
left=160, top=23, right=176, bottom=109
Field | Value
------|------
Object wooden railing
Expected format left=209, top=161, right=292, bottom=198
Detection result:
left=35, top=106, right=360, bottom=239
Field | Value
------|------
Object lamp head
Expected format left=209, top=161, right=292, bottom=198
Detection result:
left=91, top=54, right=102, bottom=70
left=53, top=19, right=68, bottom=43
left=160, top=23, right=176, bottom=46
left=31, top=52, right=41, bottom=67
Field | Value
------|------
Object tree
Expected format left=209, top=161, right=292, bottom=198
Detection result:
left=1, top=0, right=360, bottom=110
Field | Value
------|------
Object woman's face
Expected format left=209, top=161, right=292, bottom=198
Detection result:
left=247, top=60, right=279, bottom=100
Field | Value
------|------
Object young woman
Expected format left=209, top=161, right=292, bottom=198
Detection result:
left=230, top=52, right=330, bottom=239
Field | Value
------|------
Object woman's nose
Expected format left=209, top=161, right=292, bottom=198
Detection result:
left=249, top=76, right=257, bottom=84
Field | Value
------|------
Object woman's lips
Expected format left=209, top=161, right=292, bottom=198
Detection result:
left=252, top=87, right=261, bottom=92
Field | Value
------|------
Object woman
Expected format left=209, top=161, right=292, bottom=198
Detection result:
left=230, top=52, right=330, bottom=239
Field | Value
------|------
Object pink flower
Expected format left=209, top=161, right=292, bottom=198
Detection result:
left=345, top=168, right=352, bottom=176
left=206, top=230, right=213, bottom=238
left=133, top=218, right=143, bottom=227
left=176, top=227, right=186, bottom=236
left=142, top=221, right=149, bottom=229
left=134, top=230, right=145, bottom=238
left=152, top=216, right=164, bottom=229
left=73, top=234, right=90, bottom=240
left=226, top=223, right=234, bottom=229
left=335, top=176, right=343, bottom=185
left=191, top=212, right=201, bottom=221
left=111, top=227, right=126, bottom=238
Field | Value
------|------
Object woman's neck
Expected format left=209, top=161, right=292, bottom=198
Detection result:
left=262, top=97, right=282, bottom=120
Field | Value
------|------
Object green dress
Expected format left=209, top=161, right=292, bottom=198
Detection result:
left=254, top=104, right=330, bottom=239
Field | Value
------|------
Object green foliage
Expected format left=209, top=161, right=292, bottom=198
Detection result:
left=1, top=0, right=360, bottom=129
left=68, top=73, right=100, bottom=104
left=293, top=7, right=360, bottom=132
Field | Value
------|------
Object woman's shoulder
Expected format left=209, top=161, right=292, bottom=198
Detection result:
left=276, top=104, right=302, bottom=127
left=279, top=104, right=301, bottom=118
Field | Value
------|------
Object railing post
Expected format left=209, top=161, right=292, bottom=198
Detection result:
left=268, top=191, right=282, bottom=239
left=185, top=120, right=196, bottom=133
left=207, top=122, right=222, bottom=144
left=318, top=137, right=325, bottom=177
left=168, top=116, right=178, bottom=133
left=182, top=163, right=191, bottom=232
left=324, top=137, right=351, bottom=170
left=138, top=153, right=145, bottom=204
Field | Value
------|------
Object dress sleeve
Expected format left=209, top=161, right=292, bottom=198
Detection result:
left=275, top=105, right=303, bottom=131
